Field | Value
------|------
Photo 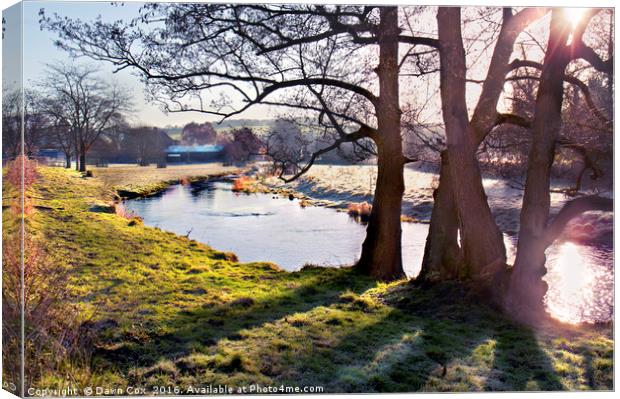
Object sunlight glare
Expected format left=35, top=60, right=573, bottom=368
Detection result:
left=563, top=8, right=588, bottom=30
left=545, top=243, right=594, bottom=324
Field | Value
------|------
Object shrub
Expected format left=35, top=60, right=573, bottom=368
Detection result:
left=115, top=202, right=141, bottom=221
left=231, top=176, right=255, bottom=192
left=5, top=155, right=40, bottom=189
left=347, top=201, right=373, bottom=222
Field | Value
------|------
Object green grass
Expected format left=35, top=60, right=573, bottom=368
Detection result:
left=29, top=166, right=613, bottom=393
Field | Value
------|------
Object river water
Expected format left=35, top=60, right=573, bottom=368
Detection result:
left=125, top=181, right=613, bottom=324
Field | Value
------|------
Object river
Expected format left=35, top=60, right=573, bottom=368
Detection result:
left=125, top=181, right=613, bottom=324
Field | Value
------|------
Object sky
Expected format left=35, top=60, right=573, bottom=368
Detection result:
left=2, top=1, right=610, bottom=130
left=2, top=2, right=22, bottom=92
left=2, top=1, right=524, bottom=130
left=10, top=0, right=272, bottom=127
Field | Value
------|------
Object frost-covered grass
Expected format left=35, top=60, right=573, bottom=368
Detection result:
left=264, top=164, right=612, bottom=235
left=22, top=166, right=613, bottom=393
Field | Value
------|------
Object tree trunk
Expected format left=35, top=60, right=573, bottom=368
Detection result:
left=74, top=139, right=80, bottom=171
left=420, top=8, right=546, bottom=284
left=505, top=10, right=571, bottom=322
left=437, top=8, right=506, bottom=280
left=355, top=6, right=405, bottom=281
left=65, top=152, right=71, bottom=169
left=418, top=151, right=462, bottom=281
left=79, top=143, right=87, bottom=172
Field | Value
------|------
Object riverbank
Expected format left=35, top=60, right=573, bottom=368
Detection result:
left=90, top=163, right=241, bottom=198
left=20, top=165, right=613, bottom=392
left=262, top=164, right=613, bottom=238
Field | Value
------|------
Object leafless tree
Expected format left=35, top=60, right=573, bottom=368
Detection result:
left=505, top=9, right=613, bottom=323
left=419, top=7, right=548, bottom=282
left=38, top=63, right=131, bottom=171
left=2, top=88, right=22, bottom=160
left=2, top=88, right=51, bottom=160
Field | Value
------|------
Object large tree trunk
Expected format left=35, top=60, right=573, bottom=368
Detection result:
left=420, top=8, right=546, bottom=284
left=418, top=151, right=462, bottom=281
left=356, top=6, right=405, bottom=281
left=65, top=153, right=71, bottom=169
left=505, top=10, right=571, bottom=322
left=437, top=8, right=506, bottom=281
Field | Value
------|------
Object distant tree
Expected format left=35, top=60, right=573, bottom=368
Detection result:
left=221, top=127, right=264, bottom=164
left=265, top=119, right=309, bottom=175
left=126, top=126, right=172, bottom=164
left=2, top=88, right=50, bottom=160
left=38, top=63, right=131, bottom=171
left=23, top=91, right=51, bottom=157
left=2, top=88, right=22, bottom=159
left=180, top=122, right=217, bottom=146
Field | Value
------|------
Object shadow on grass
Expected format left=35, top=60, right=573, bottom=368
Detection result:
left=92, top=266, right=375, bottom=372
left=90, top=273, right=591, bottom=392
left=283, top=281, right=564, bottom=392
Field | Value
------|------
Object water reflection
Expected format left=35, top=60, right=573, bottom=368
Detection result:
left=544, top=242, right=613, bottom=324
left=126, top=183, right=613, bottom=324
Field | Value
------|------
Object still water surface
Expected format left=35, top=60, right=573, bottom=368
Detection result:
left=126, top=181, right=613, bottom=324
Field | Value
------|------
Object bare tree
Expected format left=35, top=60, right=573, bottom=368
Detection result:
left=2, top=88, right=22, bottom=160
left=38, top=63, right=131, bottom=172
left=2, top=88, right=50, bottom=160
left=41, top=4, right=442, bottom=280
left=419, top=7, right=547, bottom=282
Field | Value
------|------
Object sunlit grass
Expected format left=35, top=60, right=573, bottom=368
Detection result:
left=26, top=166, right=613, bottom=392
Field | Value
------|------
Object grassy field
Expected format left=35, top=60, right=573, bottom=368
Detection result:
left=25, top=166, right=613, bottom=393
left=90, top=163, right=239, bottom=197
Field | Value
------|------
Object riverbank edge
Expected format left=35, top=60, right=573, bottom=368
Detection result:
left=113, top=172, right=239, bottom=199
left=230, top=173, right=426, bottom=224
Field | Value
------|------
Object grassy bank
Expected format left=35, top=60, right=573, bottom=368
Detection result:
left=90, top=163, right=240, bottom=197
left=28, top=166, right=612, bottom=393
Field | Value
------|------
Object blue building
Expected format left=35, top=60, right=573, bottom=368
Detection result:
left=165, top=144, right=224, bottom=163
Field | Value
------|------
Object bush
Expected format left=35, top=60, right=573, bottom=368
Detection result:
left=5, top=155, right=40, bottom=189
left=347, top=201, right=373, bottom=222
left=231, top=176, right=255, bottom=192
left=115, top=202, right=141, bottom=221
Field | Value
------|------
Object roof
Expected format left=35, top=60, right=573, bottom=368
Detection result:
left=166, top=144, right=224, bottom=153
left=37, top=148, right=64, bottom=157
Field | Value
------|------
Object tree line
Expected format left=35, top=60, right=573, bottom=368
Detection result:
left=40, top=5, right=613, bottom=324
left=2, top=67, right=266, bottom=168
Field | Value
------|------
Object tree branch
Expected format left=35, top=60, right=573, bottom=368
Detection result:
left=279, top=125, right=376, bottom=183
left=543, top=195, right=612, bottom=248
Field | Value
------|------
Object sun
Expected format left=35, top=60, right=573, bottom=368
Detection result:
left=563, top=7, right=588, bottom=30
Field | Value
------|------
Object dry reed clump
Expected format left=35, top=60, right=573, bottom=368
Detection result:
left=4, top=155, right=40, bottom=189
left=115, top=202, right=141, bottom=220
left=231, top=176, right=255, bottom=192
left=347, top=201, right=373, bottom=222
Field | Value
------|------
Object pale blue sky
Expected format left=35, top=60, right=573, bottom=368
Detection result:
left=12, top=1, right=271, bottom=127
left=2, top=2, right=22, bottom=91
